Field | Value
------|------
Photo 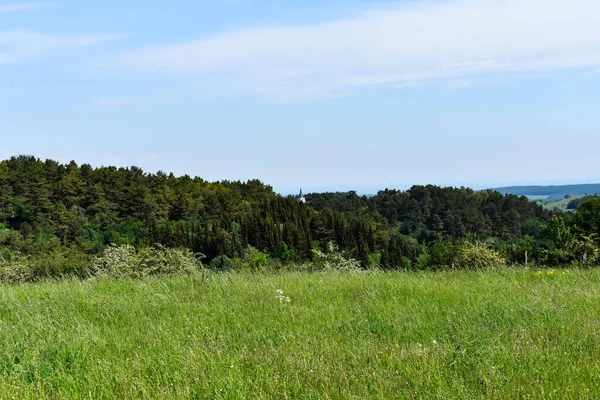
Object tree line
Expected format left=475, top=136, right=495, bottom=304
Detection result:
left=1, top=155, right=600, bottom=277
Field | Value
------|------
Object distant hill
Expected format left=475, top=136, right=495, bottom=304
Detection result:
left=492, top=184, right=600, bottom=201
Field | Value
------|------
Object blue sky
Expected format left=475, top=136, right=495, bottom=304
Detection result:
left=1, top=0, right=599, bottom=193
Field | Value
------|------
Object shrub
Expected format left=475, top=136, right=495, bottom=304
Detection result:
left=29, top=248, right=91, bottom=278
left=0, top=252, right=33, bottom=283
left=243, top=246, right=270, bottom=270
left=91, top=244, right=138, bottom=278
left=209, top=255, right=236, bottom=271
left=400, top=256, right=413, bottom=269
left=0, top=229, right=28, bottom=253
left=455, top=241, right=506, bottom=268
left=367, top=252, right=382, bottom=269
left=420, top=238, right=505, bottom=269
left=419, top=237, right=461, bottom=270
left=92, top=245, right=204, bottom=279
left=280, top=242, right=296, bottom=264
left=137, top=246, right=203, bottom=276
left=312, top=242, right=361, bottom=272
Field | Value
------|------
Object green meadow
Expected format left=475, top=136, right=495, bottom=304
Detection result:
left=1, top=269, right=599, bottom=399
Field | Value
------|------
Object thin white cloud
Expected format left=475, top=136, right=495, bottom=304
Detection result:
left=0, top=32, right=124, bottom=64
left=92, top=98, right=179, bottom=107
left=93, top=99, right=133, bottom=106
left=112, top=0, right=600, bottom=102
left=0, top=2, right=50, bottom=13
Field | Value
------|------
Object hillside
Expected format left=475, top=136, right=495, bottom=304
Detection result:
left=0, top=155, right=550, bottom=274
left=3, top=155, right=600, bottom=278
left=492, top=184, right=600, bottom=201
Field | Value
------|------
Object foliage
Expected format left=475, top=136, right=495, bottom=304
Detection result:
left=279, top=242, right=296, bottom=264
left=209, top=255, right=236, bottom=271
left=0, top=252, right=33, bottom=283
left=493, top=183, right=600, bottom=201
left=575, top=198, right=600, bottom=235
left=455, top=241, right=506, bottom=268
left=311, top=242, right=362, bottom=272
left=243, top=246, right=270, bottom=270
left=367, top=252, right=382, bottom=268
left=91, top=244, right=137, bottom=278
left=4, top=154, right=600, bottom=273
left=420, top=238, right=505, bottom=269
left=566, top=195, right=600, bottom=210
left=28, top=247, right=91, bottom=278
left=92, top=245, right=203, bottom=279
left=419, top=237, right=460, bottom=269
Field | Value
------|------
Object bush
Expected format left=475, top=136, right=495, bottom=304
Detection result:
left=91, top=244, right=138, bottom=278
left=455, top=241, right=506, bottom=268
left=0, top=229, right=28, bottom=253
left=420, top=238, right=505, bottom=269
left=0, top=252, right=33, bottom=283
left=92, top=245, right=203, bottom=279
left=243, top=246, right=270, bottom=270
left=29, top=248, right=91, bottom=278
left=280, top=242, right=296, bottom=264
left=419, top=237, right=460, bottom=270
left=367, top=252, right=382, bottom=269
left=209, top=255, right=236, bottom=271
left=137, top=246, right=203, bottom=276
left=311, top=242, right=361, bottom=272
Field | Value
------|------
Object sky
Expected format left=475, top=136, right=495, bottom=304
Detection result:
left=1, top=0, right=599, bottom=193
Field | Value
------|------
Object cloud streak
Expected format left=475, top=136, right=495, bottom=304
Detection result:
left=93, top=98, right=133, bottom=106
left=0, top=32, right=124, bottom=65
left=0, top=2, right=50, bottom=13
left=112, top=0, right=600, bottom=102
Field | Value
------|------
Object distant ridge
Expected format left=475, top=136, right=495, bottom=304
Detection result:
left=492, top=183, right=600, bottom=201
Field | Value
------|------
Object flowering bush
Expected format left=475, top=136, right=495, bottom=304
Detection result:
left=91, top=245, right=138, bottom=278
left=92, top=245, right=204, bottom=279
left=311, top=242, right=361, bottom=272
left=420, top=239, right=505, bottom=269
left=0, top=252, right=33, bottom=283
left=455, top=242, right=506, bottom=268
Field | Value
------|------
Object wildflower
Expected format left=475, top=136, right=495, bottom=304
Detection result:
left=275, top=289, right=291, bottom=304
left=534, top=270, right=543, bottom=276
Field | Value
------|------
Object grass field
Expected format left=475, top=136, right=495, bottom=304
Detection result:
left=524, top=195, right=550, bottom=202
left=538, top=196, right=580, bottom=212
left=1, top=269, right=600, bottom=399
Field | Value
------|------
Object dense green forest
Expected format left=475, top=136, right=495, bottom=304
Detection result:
left=1, top=155, right=600, bottom=280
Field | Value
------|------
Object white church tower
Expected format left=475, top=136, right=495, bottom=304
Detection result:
left=297, top=189, right=306, bottom=204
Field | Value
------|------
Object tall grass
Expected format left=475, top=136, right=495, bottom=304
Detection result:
left=0, top=268, right=599, bottom=398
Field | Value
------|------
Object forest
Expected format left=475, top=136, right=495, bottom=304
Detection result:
left=1, top=155, right=600, bottom=281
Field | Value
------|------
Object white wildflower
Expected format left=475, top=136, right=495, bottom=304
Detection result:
left=275, top=289, right=291, bottom=304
